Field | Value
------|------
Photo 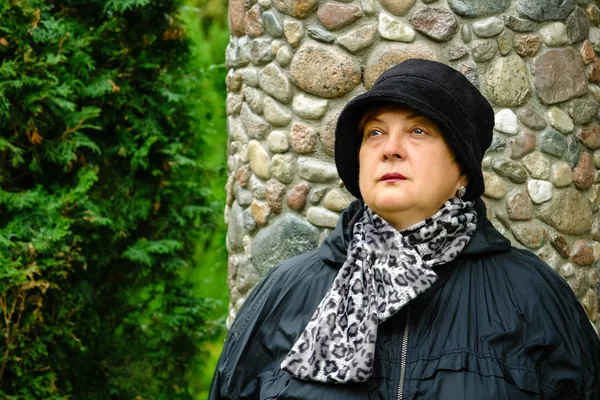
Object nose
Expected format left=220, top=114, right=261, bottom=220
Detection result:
left=382, top=133, right=405, bottom=160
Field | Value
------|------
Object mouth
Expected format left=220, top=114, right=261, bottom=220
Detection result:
left=380, top=172, right=407, bottom=182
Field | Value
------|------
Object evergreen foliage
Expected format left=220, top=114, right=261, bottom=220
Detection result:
left=0, top=0, right=222, bottom=398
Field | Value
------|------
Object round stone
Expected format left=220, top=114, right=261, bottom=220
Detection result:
left=251, top=214, right=319, bottom=274
left=547, top=107, right=574, bottom=134
left=470, top=39, right=498, bottom=62
left=461, top=24, right=472, bottom=43
left=242, top=86, right=264, bottom=114
left=511, top=222, right=548, bottom=249
left=539, top=22, right=568, bottom=47
left=337, top=22, right=378, bottom=54
left=319, top=112, right=338, bottom=155
left=236, top=164, right=252, bottom=187
left=550, top=234, right=570, bottom=259
left=241, top=103, right=269, bottom=140
left=517, top=108, right=546, bottom=130
left=234, top=183, right=254, bottom=206
left=484, top=53, right=530, bottom=107
left=506, top=187, right=534, bottom=220
left=243, top=208, right=257, bottom=232
left=580, top=40, right=595, bottom=64
left=576, top=123, right=600, bottom=150
left=283, top=19, right=304, bottom=47
left=298, top=157, right=339, bottom=182
left=539, top=130, right=566, bottom=158
left=317, top=2, right=362, bottom=31
left=247, top=140, right=271, bottom=180
left=532, top=48, right=588, bottom=105
left=527, top=179, right=553, bottom=204
left=514, top=34, right=542, bottom=57
left=516, top=0, right=575, bottom=22
left=497, top=29, right=514, bottom=56
left=492, top=159, right=528, bottom=183
left=509, top=130, right=536, bottom=159
left=265, top=179, right=286, bottom=214
left=267, top=130, right=289, bottom=153
left=307, top=26, right=336, bottom=44
left=378, top=12, right=416, bottom=42
left=522, top=152, right=551, bottom=179
left=290, top=122, right=318, bottom=153
left=503, top=15, right=535, bottom=32
left=245, top=4, right=265, bottom=38
left=287, top=182, right=311, bottom=210
left=566, top=135, right=582, bottom=168
left=240, top=66, right=260, bottom=87
left=259, top=63, right=293, bottom=104
left=273, top=0, right=318, bottom=19
left=309, top=187, right=328, bottom=204
left=307, top=206, right=340, bottom=228
left=570, top=240, right=596, bottom=265
left=446, top=44, right=468, bottom=60
left=569, top=99, right=598, bottom=125
left=229, top=0, right=250, bottom=37
left=574, top=151, right=594, bottom=190
left=271, top=153, right=296, bottom=183
left=594, top=150, right=600, bottom=168
left=380, top=0, right=416, bottom=15
left=227, top=201, right=247, bottom=252
left=227, top=93, right=243, bottom=115
left=448, top=0, right=510, bottom=17
left=566, top=7, right=590, bottom=44
left=263, top=96, right=292, bottom=127
left=361, top=0, right=377, bottom=14
left=290, top=43, right=362, bottom=98
left=483, top=172, right=506, bottom=199
left=250, top=199, right=270, bottom=226
left=323, top=189, right=352, bottom=211
left=250, top=38, right=275, bottom=65
left=293, top=93, right=328, bottom=120
left=472, top=17, right=504, bottom=38
left=276, top=45, right=293, bottom=66
left=536, top=187, right=592, bottom=235
left=551, top=161, right=574, bottom=188
left=410, top=6, right=459, bottom=42
left=363, top=42, right=439, bottom=88
left=494, top=108, right=519, bottom=135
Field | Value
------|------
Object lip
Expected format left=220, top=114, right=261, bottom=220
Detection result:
left=380, top=172, right=407, bottom=181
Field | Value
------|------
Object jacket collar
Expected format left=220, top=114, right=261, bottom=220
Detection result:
left=320, top=198, right=511, bottom=268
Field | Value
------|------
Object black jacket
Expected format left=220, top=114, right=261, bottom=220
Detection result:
left=209, top=200, right=600, bottom=399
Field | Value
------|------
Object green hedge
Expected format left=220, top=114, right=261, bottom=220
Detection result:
left=0, top=1, right=221, bottom=398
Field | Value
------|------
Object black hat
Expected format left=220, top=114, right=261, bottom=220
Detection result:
left=334, top=59, right=494, bottom=201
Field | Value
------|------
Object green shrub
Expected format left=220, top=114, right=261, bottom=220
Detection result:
left=0, top=0, right=221, bottom=398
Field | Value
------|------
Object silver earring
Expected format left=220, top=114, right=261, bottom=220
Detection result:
left=457, top=185, right=467, bottom=199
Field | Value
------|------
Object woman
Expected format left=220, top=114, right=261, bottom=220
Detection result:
left=209, top=59, right=600, bottom=399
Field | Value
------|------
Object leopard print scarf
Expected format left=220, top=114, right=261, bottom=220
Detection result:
left=281, top=197, right=477, bottom=383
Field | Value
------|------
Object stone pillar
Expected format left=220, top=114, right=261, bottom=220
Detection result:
left=224, top=0, right=600, bottom=328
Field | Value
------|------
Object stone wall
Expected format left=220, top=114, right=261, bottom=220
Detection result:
left=224, top=0, right=600, bottom=329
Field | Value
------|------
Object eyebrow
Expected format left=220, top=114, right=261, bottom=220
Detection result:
left=368, top=111, right=427, bottom=124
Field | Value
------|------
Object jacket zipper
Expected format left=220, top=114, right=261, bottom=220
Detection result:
left=397, top=308, right=411, bottom=400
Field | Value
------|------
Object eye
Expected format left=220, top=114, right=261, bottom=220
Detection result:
left=366, top=129, right=383, bottom=138
left=412, top=128, right=426, bottom=135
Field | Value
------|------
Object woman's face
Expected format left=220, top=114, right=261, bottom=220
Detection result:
left=358, top=107, right=467, bottom=230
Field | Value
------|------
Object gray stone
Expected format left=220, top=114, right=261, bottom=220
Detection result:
left=577, top=123, right=600, bottom=150
left=273, top=0, right=318, bottom=19
left=592, top=214, right=600, bottom=241
left=569, top=99, right=598, bottom=125
left=259, top=63, right=293, bottom=104
left=517, top=108, right=547, bottom=130
left=527, top=179, right=553, bottom=204
left=243, top=208, right=257, bottom=232
left=271, top=153, right=296, bottom=183
left=472, top=17, right=504, bottom=38
left=247, top=140, right=271, bottom=180
left=283, top=18, right=304, bottom=47
left=511, top=222, right=548, bottom=249
left=319, top=111, right=339, bottom=155
left=337, top=22, right=378, bottom=53
left=590, top=85, right=600, bottom=103
left=276, top=45, right=293, bottom=66
left=226, top=70, right=243, bottom=93
left=293, top=93, right=328, bottom=120
left=488, top=135, right=507, bottom=152
left=503, top=15, right=535, bottom=32
left=240, top=66, right=260, bottom=87
left=446, top=44, right=468, bottom=60
left=539, top=129, right=566, bottom=157
left=307, top=206, right=340, bottom=228
left=537, top=187, right=593, bottom=235
left=290, top=43, right=362, bottom=98
left=458, top=62, right=479, bottom=88
left=290, top=122, right=318, bottom=153
left=494, top=108, right=519, bottom=135
left=551, top=161, right=574, bottom=187
left=258, top=0, right=272, bottom=8
left=483, top=171, right=507, bottom=199
left=298, top=157, right=339, bottom=182
left=448, top=0, right=510, bottom=17
left=378, top=12, right=416, bottom=42
left=242, top=86, right=264, bottom=114
left=497, top=29, right=514, bottom=56
left=380, top=0, right=416, bottom=15
left=251, top=214, right=319, bottom=274
left=263, top=11, right=284, bottom=37
left=410, top=6, right=459, bottom=42
left=516, top=0, right=575, bottom=22
left=566, top=7, right=590, bottom=44
left=227, top=201, right=247, bottom=252
left=363, top=42, right=440, bottom=88
left=522, top=152, right=551, bottom=179
left=509, top=130, right=536, bottom=159
left=230, top=116, right=248, bottom=143
left=234, top=183, right=254, bottom=206
left=506, top=187, right=534, bottom=220
left=470, top=39, right=498, bottom=62
left=263, top=96, right=292, bottom=126
left=532, top=48, right=588, bottom=105
left=225, top=38, right=250, bottom=68
left=250, top=38, right=275, bottom=65
left=309, top=187, right=328, bottom=204
left=227, top=93, right=243, bottom=115
left=547, top=107, right=574, bottom=134
left=484, top=53, right=530, bottom=107
left=587, top=4, right=600, bottom=24
left=267, top=130, right=289, bottom=153
left=323, top=189, right=352, bottom=211
left=307, top=26, right=336, bottom=44
left=241, top=103, right=270, bottom=139
left=590, top=27, right=600, bottom=52
left=317, top=2, right=362, bottom=31
left=594, top=150, right=600, bottom=168
left=492, top=159, right=528, bottom=183
left=566, top=135, right=582, bottom=168
left=361, top=0, right=377, bottom=14
left=461, top=24, right=472, bottom=43
left=539, top=22, right=568, bottom=47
